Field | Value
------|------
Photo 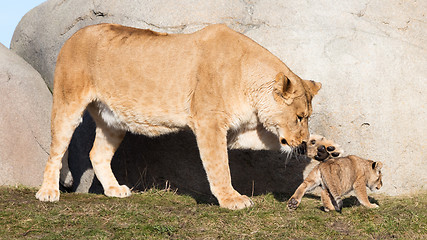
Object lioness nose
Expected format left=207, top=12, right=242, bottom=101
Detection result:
left=280, top=138, right=288, bottom=145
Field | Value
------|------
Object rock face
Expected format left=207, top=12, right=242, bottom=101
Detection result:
left=0, top=43, right=52, bottom=187
left=10, top=0, right=427, bottom=196
left=10, top=0, right=260, bottom=90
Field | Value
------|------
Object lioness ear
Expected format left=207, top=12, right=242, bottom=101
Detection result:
left=274, top=72, right=295, bottom=104
left=303, top=80, right=322, bottom=96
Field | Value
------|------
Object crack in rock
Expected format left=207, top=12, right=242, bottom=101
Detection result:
left=53, top=0, right=68, bottom=10
left=350, top=0, right=370, bottom=18
left=6, top=72, right=12, bottom=83
left=138, top=20, right=192, bottom=33
left=238, top=0, right=268, bottom=33
left=33, top=134, right=50, bottom=156
left=0, top=72, right=13, bottom=83
left=60, top=1, right=270, bottom=37
left=61, top=9, right=112, bottom=36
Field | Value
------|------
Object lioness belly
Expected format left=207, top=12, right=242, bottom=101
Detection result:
left=94, top=101, right=188, bottom=136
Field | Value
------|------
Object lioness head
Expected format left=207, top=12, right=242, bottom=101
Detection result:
left=259, top=72, right=321, bottom=152
left=367, top=161, right=383, bottom=191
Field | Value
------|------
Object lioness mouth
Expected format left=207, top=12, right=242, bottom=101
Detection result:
left=296, top=142, right=307, bottom=155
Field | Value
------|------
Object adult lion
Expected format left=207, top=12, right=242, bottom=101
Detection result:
left=36, top=24, right=321, bottom=209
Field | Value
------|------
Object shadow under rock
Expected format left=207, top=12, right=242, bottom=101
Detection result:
left=66, top=112, right=313, bottom=205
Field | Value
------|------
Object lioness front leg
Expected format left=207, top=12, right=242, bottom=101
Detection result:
left=193, top=119, right=253, bottom=210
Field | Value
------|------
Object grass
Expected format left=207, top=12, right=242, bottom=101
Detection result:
left=0, top=186, right=426, bottom=239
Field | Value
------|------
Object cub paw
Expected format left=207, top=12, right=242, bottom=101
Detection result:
left=219, top=193, right=254, bottom=210
left=104, top=185, right=131, bottom=198
left=307, top=134, right=343, bottom=161
left=287, top=197, right=300, bottom=211
left=36, top=187, right=60, bottom=202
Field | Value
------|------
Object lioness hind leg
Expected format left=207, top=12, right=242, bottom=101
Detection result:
left=87, top=105, right=130, bottom=198
left=36, top=101, right=88, bottom=201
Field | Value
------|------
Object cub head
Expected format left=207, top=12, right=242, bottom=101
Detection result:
left=259, top=72, right=321, bottom=152
left=367, top=161, right=383, bottom=191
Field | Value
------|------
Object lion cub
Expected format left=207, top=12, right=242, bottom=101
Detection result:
left=288, top=135, right=383, bottom=212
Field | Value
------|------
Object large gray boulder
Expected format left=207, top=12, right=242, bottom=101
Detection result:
left=0, top=43, right=52, bottom=187
left=11, top=0, right=427, bottom=196
left=11, top=0, right=259, bottom=90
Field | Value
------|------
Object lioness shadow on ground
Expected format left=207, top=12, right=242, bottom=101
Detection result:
left=66, top=113, right=313, bottom=205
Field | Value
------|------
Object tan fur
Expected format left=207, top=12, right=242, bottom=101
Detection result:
left=288, top=155, right=383, bottom=212
left=35, top=23, right=321, bottom=209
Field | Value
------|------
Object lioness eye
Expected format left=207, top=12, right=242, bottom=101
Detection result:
left=297, top=115, right=303, bottom=122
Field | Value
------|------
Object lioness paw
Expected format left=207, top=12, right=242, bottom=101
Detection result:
left=287, top=197, right=300, bottom=211
left=104, top=185, right=131, bottom=198
left=36, top=187, right=60, bottom=202
left=369, top=203, right=379, bottom=209
left=307, top=135, right=343, bottom=161
left=219, top=194, right=253, bottom=210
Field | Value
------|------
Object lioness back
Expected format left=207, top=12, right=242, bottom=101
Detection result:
left=55, top=23, right=283, bottom=136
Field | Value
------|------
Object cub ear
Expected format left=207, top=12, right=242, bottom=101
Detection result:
left=274, top=72, right=296, bottom=105
left=303, top=80, right=322, bottom=96
left=372, top=161, right=383, bottom=170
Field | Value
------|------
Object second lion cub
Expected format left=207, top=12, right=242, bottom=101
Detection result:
left=288, top=135, right=383, bottom=212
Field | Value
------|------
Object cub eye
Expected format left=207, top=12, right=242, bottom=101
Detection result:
left=297, top=115, right=303, bottom=122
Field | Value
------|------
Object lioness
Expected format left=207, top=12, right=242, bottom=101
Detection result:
left=287, top=149, right=383, bottom=212
left=36, top=23, right=321, bottom=209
